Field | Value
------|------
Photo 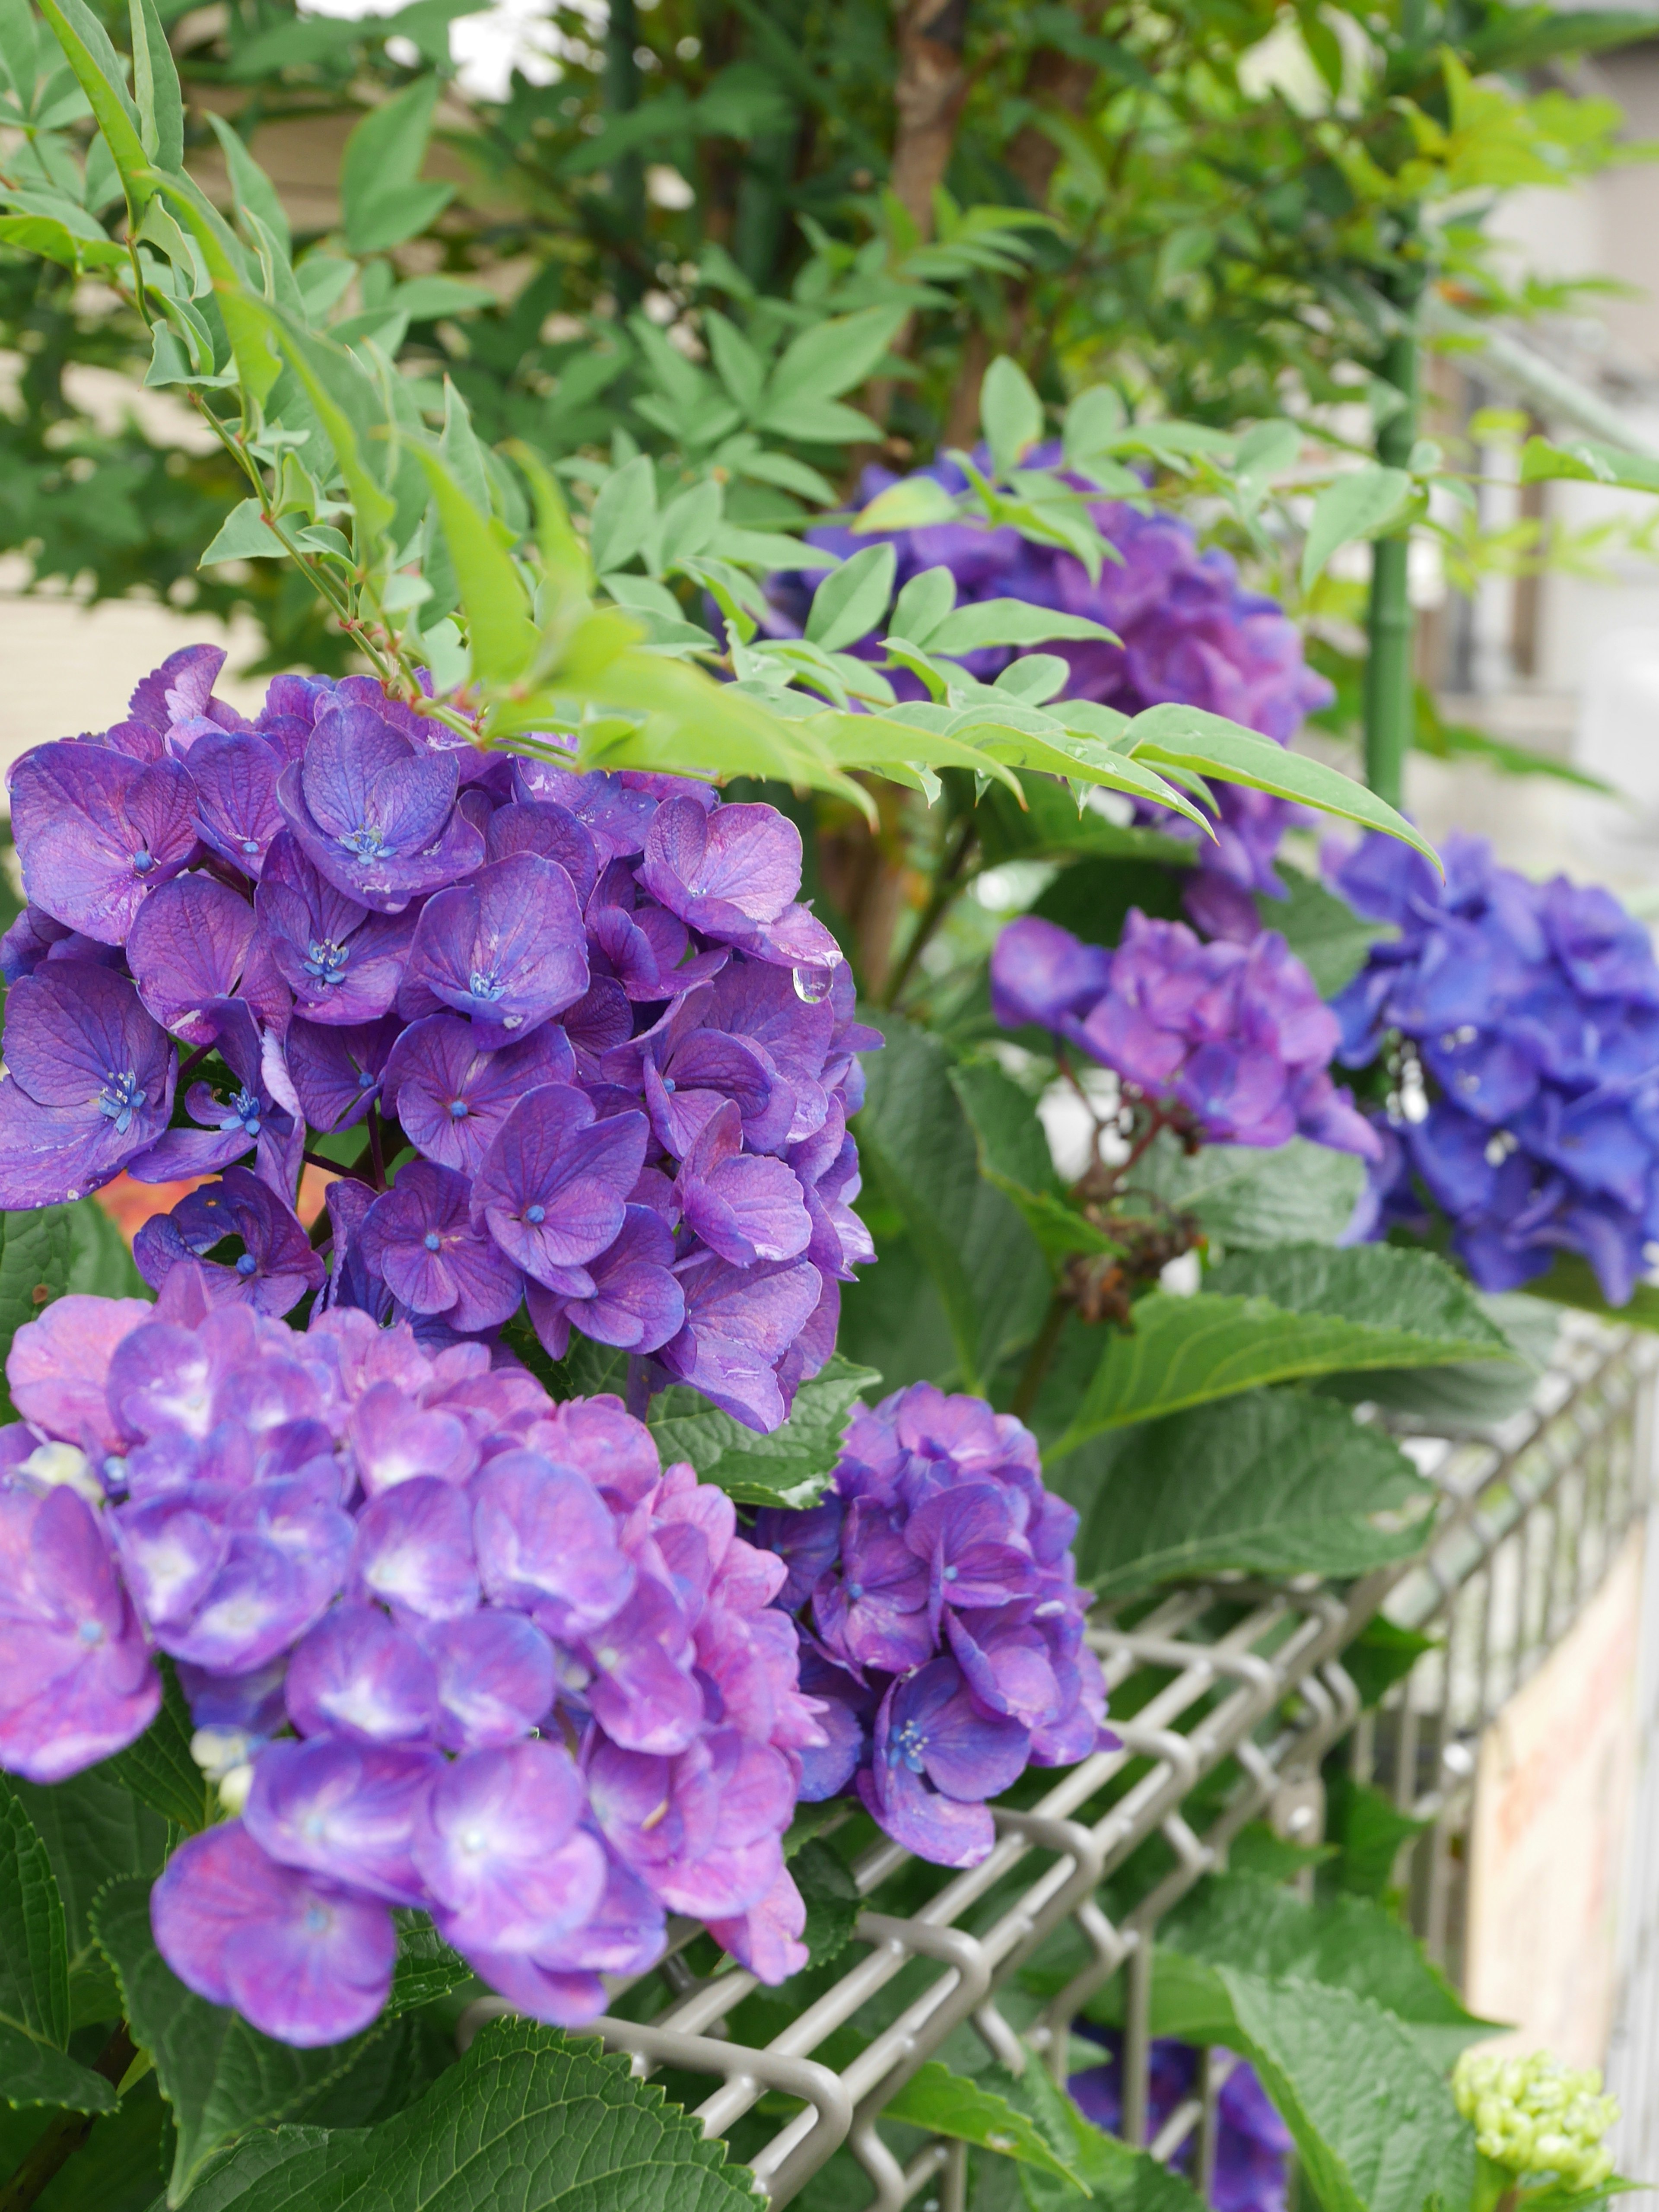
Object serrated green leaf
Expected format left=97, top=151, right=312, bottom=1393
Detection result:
left=1059, top=1391, right=1433, bottom=1595
left=1325, top=1770, right=1429, bottom=1903
left=1052, top=1244, right=1505, bottom=1449
left=62, top=1198, right=145, bottom=1299
left=950, top=1059, right=1117, bottom=1265
left=853, top=1015, right=1049, bottom=1394
left=0, top=1205, right=76, bottom=1417
left=0, top=2021, right=119, bottom=2112
left=0, top=1773, right=70, bottom=2051
left=162, top=2015, right=760, bottom=2212
left=0, top=200, right=125, bottom=270
left=102, top=1658, right=212, bottom=1834
left=791, top=1839, right=860, bottom=1968
left=883, top=2063, right=1088, bottom=2188
left=1007, top=2056, right=1203, bottom=2212
left=1125, top=704, right=1438, bottom=865
left=1521, top=1252, right=1659, bottom=1332
left=1133, top=1134, right=1366, bottom=1251
left=1300, top=465, right=1414, bottom=588
left=806, top=542, right=896, bottom=652
left=646, top=1354, right=879, bottom=1506
left=10, top=1764, right=169, bottom=2017
left=980, top=355, right=1046, bottom=476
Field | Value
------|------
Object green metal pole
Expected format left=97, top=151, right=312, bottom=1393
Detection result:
left=604, top=0, right=646, bottom=308
left=1362, top=316, right=1420, bottom=810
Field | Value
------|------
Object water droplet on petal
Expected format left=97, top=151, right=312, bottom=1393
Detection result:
left=793, top=963, right=835, bottom=1004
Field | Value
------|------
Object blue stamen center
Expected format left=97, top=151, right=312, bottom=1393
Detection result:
left=98, top=1070, right=143, bottom=1135
left=847, top=1582, right=864, bottom=1600
left=220, top=1087, right=262, bottom=1139
left=525, top=1203, right=546, bottom=1224
left=661, top=1076, right=677, bottom=1093
left=943, top=1565, right=958, bottom=1582
left=241, top=838, right=261, bottom=855
left=303, top=939, right=350, bottom=986
left=889, top=1719, right=928, bottom=1773
left=339, top=824, right=387, bottom=865
left=423, top=1231, right=442, bottom=1252
left=77, top=1618, right=104, bottom=1645
left=448, top=1099, right=469, bottom=1119
left=357, top=1070, right=377, bottom=1091
left=469, top=969, right=508, bottom=1004
left=235, top=1253, right=258, bottom=1277
left=132, top=849, right=156, bottom=876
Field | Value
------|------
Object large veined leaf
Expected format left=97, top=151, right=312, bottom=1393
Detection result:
left=1152, top=1873, right=1494, bottom=2065
left=0, top=1777, right=116, bottom=2114
left=1213, top=1972, right=1475, bottom=2212
left=162, top=2016, right=760, bottom=2212
left=880, top=2062, right=1088, bottom=2188
left=1051, top=1244, right=1506, bottom=1450
left=1058, top=1391, right=1433, bottom=1595
left=951, top=1058, right=1117, bottom=1265
left=1135, top=1136, right=1366, bottom=1252
left=646, top=1354, right=881, bottom=1506
left=0, top=1204, right=78, bottom=1417
left=102, top=1657, right=213, bottom=1833
left=852, top=1016, right=1049, bottom=1394
left=93, top=1879, right=469, bottom=2204
left=11, top=1765, right=170, bottom=2023
left=1011, top=2058, right=1204, bottom=2212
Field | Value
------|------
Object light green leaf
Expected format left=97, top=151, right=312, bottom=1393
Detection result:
left=928, top=600, right=1114, bottom=655
left=1053, top=1244, right=1505, bottom=1447
left=763, top=305, right=906, bottom=416
left=589, top=452, right=658, bottom=575
left=0, top=194, right=125, bottom=270
left=35, top=0, right=152, bottom=214
left=1009, top=2057, right=1203, bottom=2212
left=0, top=1205, right=76, bottom=1418
left=1125, top=704, right=1439, bottom=865
left=154, top=177, right=279, bottom=407
left=703, top=308, right=764, bottom=414
left=339, top=76, right=454, bottom=255
left=1520, top=1252, right=1659, bottom=1332
left=128, top=0, right=181, bottom=169
left=1135, top=1135, right=1367, bottom=1251
left=1300, top=465, right=1414, bottom=589
left=204, top=111, right=289, bottom=257
left=852, top=1016, right=1049, bottom=1394
left=102, top=1658, right=213, bottom=1833
left=1215, top=1971, right=1475, bottom=2212
left=1234, top=417, right=1302, bottom=483
left=806, top=542, right=896, bottom=652
left=1059, top=1391, right=1433, bottom=1594
left=199, top=497, right=284, bottom=564
left=889, top=563, right=956, bottom=646
left=854, top=476, right=961, bottom=534
left=1518, top=434, right=1659, bottom=493
left=415, top=445, right=537, bottom=685
left=981, top=354, right=1046, bottom=475
left=645, top=1354, right=880, bottom=1507
left=162, top=2015, right=760, bottom=2212
left=235, top=296, right=392, bottom=536
left=882, top=2062, right=1090, bottom=2189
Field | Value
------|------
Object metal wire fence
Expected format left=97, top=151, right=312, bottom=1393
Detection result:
left=455, top=1316, right=1659, bottom=2208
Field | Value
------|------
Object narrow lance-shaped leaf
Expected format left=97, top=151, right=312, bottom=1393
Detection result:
left=36, top=0, right=153, bottom=215
left=1300, top=464, right=1414, bottom=588
left=414, top=445, right=538, bottom=686
left=235, top=292, right=396, bottom=544
left=155, top=178, right=280, bottom=407
left=128, top=0, right=182, bottom=170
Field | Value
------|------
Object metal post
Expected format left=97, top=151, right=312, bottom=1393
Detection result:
left=1362, top=318, right=1421, bottom=810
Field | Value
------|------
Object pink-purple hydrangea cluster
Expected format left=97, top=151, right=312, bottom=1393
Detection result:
left=765, top=453, right=1333, bottom=944
left=0, top=1275, right=827, bottom=2044
left=990, top=911, right=1378, bottom=1157
left=1333, top=832, right=1659, bottom=1303
left=757, top=1382, right=1111, bottom=1869
left=0, top=648, right=876, bottom=1433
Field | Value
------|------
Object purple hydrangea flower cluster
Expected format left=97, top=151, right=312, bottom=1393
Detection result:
left=0, top=647, right=877, bottom=1433
left=765, top=454, right=1332, bottom=942
left=1332, top=832, right=1659, bottom=1303
left=1070, top=2030, right=1291, bottom=2212
left=0, top=1279, right=828, bottom=2043
left=990, top=912, right=1378, bottom=1157
left=756, top=1383, right=1110, bottom=1869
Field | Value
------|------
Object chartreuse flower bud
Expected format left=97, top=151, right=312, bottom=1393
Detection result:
left=1453, top=2050, right=1620, bottom=2192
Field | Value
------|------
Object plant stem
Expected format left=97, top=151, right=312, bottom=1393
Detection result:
left=881, top=813, right=978, bottom=1008
left=1362, top=308, right=1421, bottom=810
left=1010, top=1290, right=1069, bottom=1423
left=0, top=2023, right=134, bottom=2212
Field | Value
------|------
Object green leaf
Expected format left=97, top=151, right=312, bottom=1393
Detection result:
left=1324, top=1771, right=1428, bottom=1902
left=235, top=297, right=393, bottom=538
left=1300, top=465, right=1414, bottom=588
left=414, top=446, right=537, bottom=685
left=951, top=1058, right=1117, bottom=1265
left=1009, top=2055, right=1204, bottom=2212
left=0, top=1205, right=76, bottom=1417
left=590, top=453, right=658, bottom=576
left=10, top=1766, right=168, bottom=2016
left=1125, top=705, right=1439, bottom=867
left=93, top=1878, right=445, bottom=2206
left=1060, top=1391, right=1433, bottom=1596
left=855, top=477, right=961, bottom=534
left=0, top=197, right=126, bottom=271
left=1518, top=434, right=1659, bottom=494
left=200, top=498, right=285, bottom=564
left=927, top=601, right=1114, bottom=656
left=1135, top=1134, right=1367, bottom=1251
left=339, top=76, right=454, bottom=256
left=163, top=2015, right=760, bottom=2212
left=102, top=1657, right=213, bottom=1834
left=1157, top=1873, right=1493, bottom=2063
left=1254, top=866, right=1389, bottom=998
left=644, top=1354, right=880, bottom=1507
left=1520, top=1252, right=1659, bottom=1332
left=806, top=542, right=896, bottom=652
left=1340, top=1617, right=1437, bottom=1710
left=1214, top=1971, right=1475, bottom=2212
left=0, top=1773, right=69, bottom=2050
left=153, top=177, right=279, bottom=408
left=852, top=1015, right=1049, bottom=1393
left=762, top=305, right=906, bottom=420
left=64, top=1195, right=146, bottom=1299
left=35, top=0, right=152, bottom=214
left=980, top=354, right=1046, bottom=475
left=792, top=1839, right=860, bottom=1968
left=128, top=0, right=181, bottom=170
left=203, top=111, right=289, bottom=258
left=882, top=2062, right=1089, bottom=2189
left=889, top=563, right=957, bottom=646
left=1323, top=1287, right=1551, bottom=1428
left=1052, top=1244, right=1506, bottom=1449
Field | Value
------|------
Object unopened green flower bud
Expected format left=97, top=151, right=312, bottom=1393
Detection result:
left=1453, top=2050, right=1619, bottom=2189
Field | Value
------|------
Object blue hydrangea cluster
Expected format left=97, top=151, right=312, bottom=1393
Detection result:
left=757, top=1382, right=1111, bottom=1869
left=765, top=453, right=1333, bottom=944
left=990, top=912, right=1378, bottom=1157
left=1331, top=832, right=1659, bottom=1302
left=0, top=647, right=876, bottom=1433
left=0, top=1278, right=828, bottom=2043
left=1070, top=2031, right=1292, bottom=2212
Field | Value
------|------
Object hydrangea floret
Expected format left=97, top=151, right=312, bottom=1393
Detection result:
left=1330, top=830, right=1659, bottom=1302
left=0, top=1277, right=828, bottom=2042
left=991, top=910, right=1378, bottom=1158
left=1070, top=2029, right=1292, bottom=2212
left=766, top=453, right=1332, bottom=944
left=1452, top=2050, right=1619, bottom=2193
left=757, top=1382, right=1111, bottom=1868
left=0, top=648, right=877, bottom=1433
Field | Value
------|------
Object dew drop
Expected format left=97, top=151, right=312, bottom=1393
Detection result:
left=792, top=962, right=835, bottom=1004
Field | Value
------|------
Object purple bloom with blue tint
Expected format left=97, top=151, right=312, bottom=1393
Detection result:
left=401, top=853, right=588, bottom=1042
left=0, top=962, right=177, bottom=1205
left=254, top=830, right=416, bottom=1025
left=1070, top=2029, right=1291, bottom=2212
left=468, top=1086, right=646, bottom=1291
left=1332, top=830, right=1659, bottom=1302
left=9, top=744, right=198, bottom=944
left=276, top=697, right=483, bottom=911
left=133, top=1165, right=325, bottom=1317
left=359, top=1161, right=524, bottom=1332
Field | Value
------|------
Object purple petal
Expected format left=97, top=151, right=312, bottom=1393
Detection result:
left=10, top=744, right=197, bottom=942
left=287, top=1016, right=400, bottom=1133
left=472, top=1448, right=634, bottom=1634
left=187, top=729, right=286, bottom=878
left=350, top=1476, right=480, bottom=1621
left=421, top=1611, right=556, bottom=1750
left=360, top=1162, right=524, bottom=1331
left=525, top=1204, right=684, bottom=1358
left=677, top=1101, right=811, bottom=1265
left=284, top=1602, right=440, bottom=1743
left=246, top=1733, right=439, bottom=1902
left=126, top=873, right=255, bottom=1043
left=402, top=854, right=588, bottom=1041
left=381, top=1016, right=576, bottom=1175
left=255, top=831, right=416, bottom=1025
left=471, top=1088, right=645, bottom=1286
left=412, top=1739, right=603, bottom=1954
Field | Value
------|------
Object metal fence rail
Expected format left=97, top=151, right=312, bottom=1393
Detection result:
left=456, top=1318, right=1659, bottom=2208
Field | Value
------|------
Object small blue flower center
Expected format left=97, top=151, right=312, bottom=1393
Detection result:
left=132, top=848, right=156, bottom=877
left=240, top=838, right=261, bottom=855
left=448, top=1099, right=469, bottom=1119
left=357, top=1070, right=377, bottom=1091
left=339, top=824, right=387, bottom=866
left=98, top=1070, right=143, bottom=1135
left=303, top=939, right=350, bottom=986
left=847, top=1582, right=864, bottom=1600
left=423, top=1231, right=442, bottom=1252
left=889, top=1719, right=928, bottom=1773
left=525, top=1204, right=546, bottom=1224
left=468, top=969, right=508, bottom=1005
left=77, top=1618, right=104, bottom=1646
left=235, top=1253, right=258, bottom=1277
left=943, top=1565, right=958, bottom=1582
left=661, top=1076, right=677, bottom=1093
left=303, top=1902, right=331, bottom=1934
left=221, top=1087, right=262, bottom=1138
